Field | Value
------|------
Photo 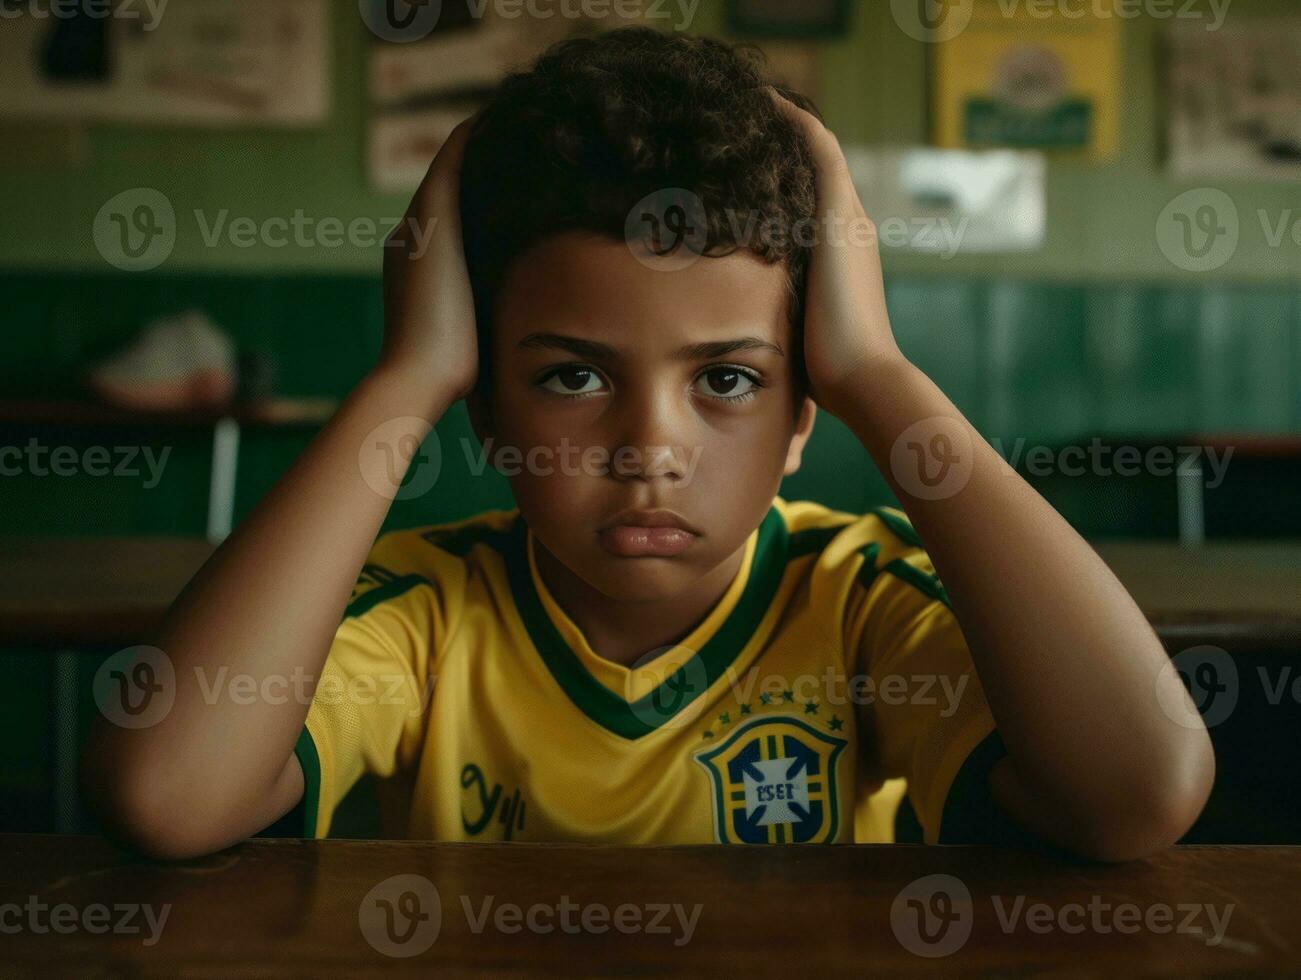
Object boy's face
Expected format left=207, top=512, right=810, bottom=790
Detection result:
left=468, top=231, right=815, bottom=603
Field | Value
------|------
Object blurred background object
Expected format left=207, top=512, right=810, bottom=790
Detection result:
left=0, top=0, right=1298, bottom=844
left=86, top=309, right=237, bottom=412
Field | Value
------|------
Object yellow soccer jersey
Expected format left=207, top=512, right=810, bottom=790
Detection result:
left=291, top=496, right=1003, bottom=846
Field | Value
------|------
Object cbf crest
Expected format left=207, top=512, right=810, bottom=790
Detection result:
left=694, top=716, right=847, bottom=844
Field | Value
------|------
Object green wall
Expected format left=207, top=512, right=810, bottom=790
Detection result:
left=2, top=0, right=1300, bottom=280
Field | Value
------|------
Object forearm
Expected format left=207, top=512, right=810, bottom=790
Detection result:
left=839, top=355, right=1214, bottom=859
left=83, top=365, right=456, bottom=852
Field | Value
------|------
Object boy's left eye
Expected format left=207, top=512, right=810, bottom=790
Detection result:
left=695, top=366, right=762, bottom=401
left=538, top=365, right=606, bottom=397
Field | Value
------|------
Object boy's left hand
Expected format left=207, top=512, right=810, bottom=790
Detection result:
left=768, top=89, right=904, bottom=420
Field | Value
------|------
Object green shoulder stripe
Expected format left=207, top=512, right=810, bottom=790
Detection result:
left=293, top=727, right=322, bottom=838
left=869, top=506, right=922, bottom=548
left=420, top=521, right=516, bottom=558
left=344, top=574, right=430, bottom=620
left=881, top=557, right=952, bottom=610
left=786, top=521, right=851, bottom=560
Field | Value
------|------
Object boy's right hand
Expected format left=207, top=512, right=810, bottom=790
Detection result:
left=379, top=115, right=480, bottom=404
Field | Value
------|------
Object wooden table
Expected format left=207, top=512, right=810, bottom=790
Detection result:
left=1092, top=539, right=1301, bottom=651
left=0, top=835, right=1295, bottom=977
left=0, top=537, right=212, bottom=647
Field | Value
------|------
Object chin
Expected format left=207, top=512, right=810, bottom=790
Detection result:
left=578, top=552, right=703, bottom=604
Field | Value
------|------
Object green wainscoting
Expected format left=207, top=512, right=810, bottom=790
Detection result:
left=2, top=269, right=1298, bottom=539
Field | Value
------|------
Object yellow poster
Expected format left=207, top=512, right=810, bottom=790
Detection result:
left=931, top=1, right=1120, bottom=161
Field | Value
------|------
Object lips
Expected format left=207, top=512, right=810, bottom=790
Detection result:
left=597, top=508, right=700, bottom=558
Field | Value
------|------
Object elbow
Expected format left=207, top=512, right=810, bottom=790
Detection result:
left=79, top=744, right=232, bottom=862
left=1072, top=732, right=1217, bottom=863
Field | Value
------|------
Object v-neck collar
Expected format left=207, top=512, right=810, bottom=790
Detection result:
left=503, top=503, right=790, bottom=739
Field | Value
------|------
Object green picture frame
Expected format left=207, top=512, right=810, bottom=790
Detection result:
left=726, top=0, right=853, bottom=39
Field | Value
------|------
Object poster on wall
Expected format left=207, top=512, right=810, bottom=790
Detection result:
left=1165, top=20, right=1301, bottom=180
left=845, top=145, right=1046, bottom=255
left=0, top=0, right=329, bottom=127
left=366, top=0, right=609, bottom=193
left=931, top=2, right=1120, bottom=161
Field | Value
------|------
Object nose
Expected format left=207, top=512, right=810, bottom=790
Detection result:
left=607, top=378, right=694, bottom=485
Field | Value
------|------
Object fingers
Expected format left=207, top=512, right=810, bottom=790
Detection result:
left=766, top=86, right=862, bottom=217
left=433, top=112, right=478, bottom=175
left=766, top=86, right=836, bottom=156
left=410, top=111, right=480, bottom=215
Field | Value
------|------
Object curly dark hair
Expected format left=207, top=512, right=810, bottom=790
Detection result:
left=458, top=25, right=821, bottom=395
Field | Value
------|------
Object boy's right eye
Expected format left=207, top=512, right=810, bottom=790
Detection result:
left=537, top=364, right=607, bottom=398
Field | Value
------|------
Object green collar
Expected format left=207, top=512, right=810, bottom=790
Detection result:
left=504, top=504, right=790, bottom=740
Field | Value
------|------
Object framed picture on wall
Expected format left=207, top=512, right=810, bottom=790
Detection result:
left=726, top=0, right=852, bottom=39
left=1165, top=20, right=1301, bottom=180
left=931, top=3, right=1120, bottom=162
left=0, top=0, right=329, bottom=127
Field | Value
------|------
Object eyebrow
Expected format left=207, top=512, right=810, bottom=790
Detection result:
left=517, top=332, right=785, bottom=360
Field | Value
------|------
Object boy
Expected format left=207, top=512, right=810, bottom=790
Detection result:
left=83, top=28, right=1213, bottom=860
